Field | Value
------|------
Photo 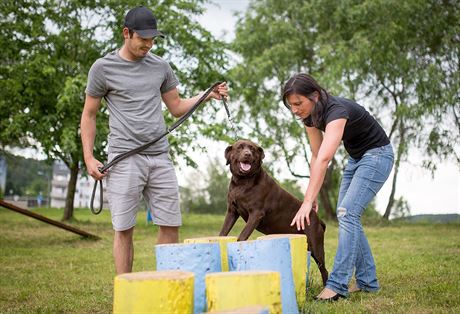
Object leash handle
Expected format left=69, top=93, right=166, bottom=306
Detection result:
left=90, top=81, right=225, bottom=215
left=90, top=179, right=103, bottom=215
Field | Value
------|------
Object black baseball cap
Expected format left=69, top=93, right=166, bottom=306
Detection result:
left=124, top=6, right=164, bottom=39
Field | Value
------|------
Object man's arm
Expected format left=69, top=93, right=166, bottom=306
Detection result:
left=161, top=82, right=228, bottom=118
left=80, top=94, right=105, bottom=180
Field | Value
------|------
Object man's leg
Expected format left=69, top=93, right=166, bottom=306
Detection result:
left=146, top=153, right=182, bottom=244
left=113, top=227, right=134, bottom=274
left=107, top=154, right=148, bottom=275
left=157, top=225, right=179, bottom=244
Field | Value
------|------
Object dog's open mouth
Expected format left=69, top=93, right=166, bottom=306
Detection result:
left=239, top=162, right=252, bottom=172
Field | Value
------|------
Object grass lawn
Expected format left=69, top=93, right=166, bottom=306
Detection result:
left=0, top=207, right=459, bottom=313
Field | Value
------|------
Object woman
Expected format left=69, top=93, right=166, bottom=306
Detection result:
left=283, top=73, right=394, bottom=301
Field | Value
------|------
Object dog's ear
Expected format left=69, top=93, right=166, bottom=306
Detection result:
left=258, top=146, right=265, bottom=160
left=225, top=145, right=233, bottom=165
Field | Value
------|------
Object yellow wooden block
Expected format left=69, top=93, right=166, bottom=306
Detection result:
left=184, top=236, right=237, bottom=271
left=113, top=270, right=194, bottom=314
left=205, top=271, right=281, bottom=314
left=257, top=234, right=307, bottom=306
left=205, top=305, right=269, bottom=314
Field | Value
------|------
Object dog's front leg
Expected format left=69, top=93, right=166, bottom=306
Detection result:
left=219, top=206, right=239, bottom=236
left=237, top=210, right=265, bottom=241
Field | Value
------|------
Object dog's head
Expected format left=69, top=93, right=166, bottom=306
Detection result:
left=225, top=140, right=265, bottom=177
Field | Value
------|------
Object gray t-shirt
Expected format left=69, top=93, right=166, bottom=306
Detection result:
left=85, top=50, right=179, bottom=155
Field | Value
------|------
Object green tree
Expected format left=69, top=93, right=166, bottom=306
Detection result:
left=1, top=0, right=228, bottom=220
left=230, top=0, right=459, bottom=220
left=1, top=151, right=52, bottom=198
left=1, top=0, right=107, bottom=219
left=314, top=0, right=459, bottom=219
left=229, top=0, right=343, bottom=220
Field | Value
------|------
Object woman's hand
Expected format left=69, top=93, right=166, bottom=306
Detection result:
left=290, top=200, right=313, bottom=230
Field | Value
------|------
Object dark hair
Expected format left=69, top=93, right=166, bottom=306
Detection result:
left=128, top=29, right=134, bottom=39
left=282, top=73, right=329, bottom=128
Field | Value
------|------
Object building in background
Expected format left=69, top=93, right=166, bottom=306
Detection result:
left=0, top=155, right=6, bottom=194
left=50, top=160, right=108, bottom=209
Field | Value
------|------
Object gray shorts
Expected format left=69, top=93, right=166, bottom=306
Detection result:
left=106, top=152, right=181, bottom=231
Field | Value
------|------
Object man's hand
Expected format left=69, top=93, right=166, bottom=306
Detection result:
left=290, top=200, right=313, bottom=230
left=85, top=157, right=106, bottom=180
left=208, top=82, right=228, bottom=101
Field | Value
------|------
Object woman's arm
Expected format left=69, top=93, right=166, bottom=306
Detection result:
left=305, top=126, right=322, bottom=211
left=291, top=118, right=346, bottom=230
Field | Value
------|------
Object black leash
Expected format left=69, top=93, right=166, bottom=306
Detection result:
left=223, top=96, right=240, bottom=140
left=90, top=81, right=230, bottom=214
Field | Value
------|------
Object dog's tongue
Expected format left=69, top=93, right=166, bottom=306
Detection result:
left=240, top=162, right=251, bottom=171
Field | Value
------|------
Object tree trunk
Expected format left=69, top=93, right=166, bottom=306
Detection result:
left=383, top=160, right=399, bottom=220
left=62, top=163, right=79, bottom=221
left=319, top=188, right=336, bottom=220
left=383, top=122, right=405, bottom=220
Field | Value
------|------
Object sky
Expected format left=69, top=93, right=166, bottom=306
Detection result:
left=190, top=0, right=460, bottom=217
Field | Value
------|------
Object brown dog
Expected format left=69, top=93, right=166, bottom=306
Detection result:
left=219, top=139, right=328, bottom=286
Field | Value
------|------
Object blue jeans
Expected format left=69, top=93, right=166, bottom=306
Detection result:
left=326, top=144, right=394, bottom=296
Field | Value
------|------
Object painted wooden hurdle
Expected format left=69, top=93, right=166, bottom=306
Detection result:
left=115, top=235, right=311, bottom=313
left=155, top=242, right=221, bottom=313
left=184, top=236, right=237, bottom=271
left=113, top=270, right=194, bottom=314
left=227, top=237, right=300, bottom=314
left=205, top=271, right=280, bottom=313
left=257, top=234, right=310, bottom=306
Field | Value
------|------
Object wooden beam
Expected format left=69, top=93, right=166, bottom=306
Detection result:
left=0, top=199, right=100, bottom=240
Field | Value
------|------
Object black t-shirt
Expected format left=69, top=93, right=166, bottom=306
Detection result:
left=303, top=95, right=390, bottom=159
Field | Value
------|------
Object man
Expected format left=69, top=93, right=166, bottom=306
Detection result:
left=80, top=6, right=228, bottom=274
